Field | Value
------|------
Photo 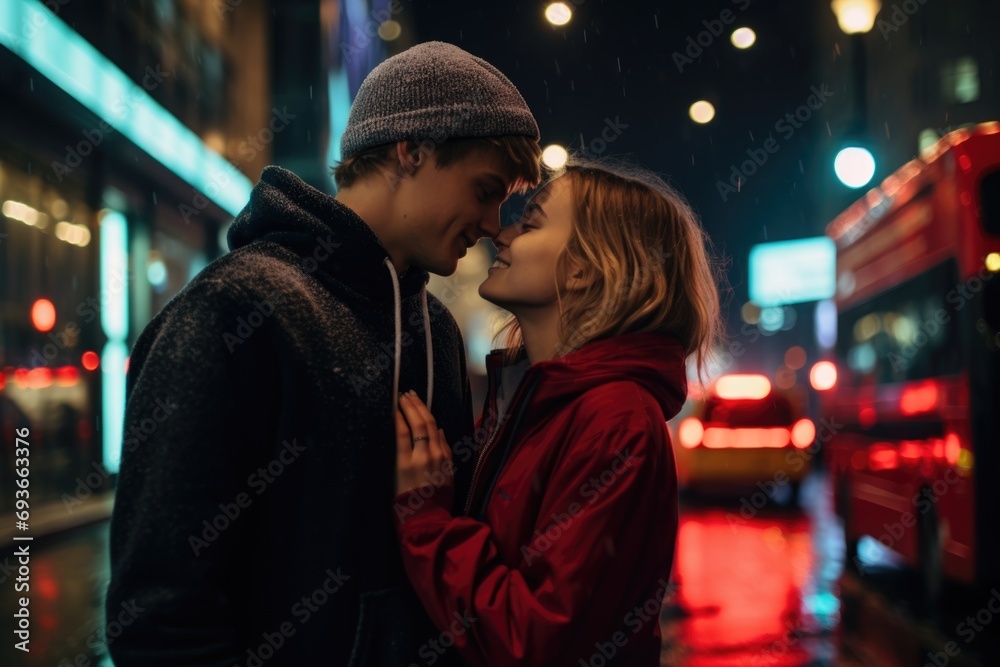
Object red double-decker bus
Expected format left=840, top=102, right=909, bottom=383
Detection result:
left=823, top=122, right=1000, bottom=605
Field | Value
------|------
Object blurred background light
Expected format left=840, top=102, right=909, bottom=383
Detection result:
left=689, top=100, right=716, bottom=124
left=834, top=146, right=876, bottom=188
left=544, top=2, right=572, bottom=26
left=31, top=298, right=57, bottom=333
left=378, top=20, right=402, bottom=41
left=541, top=144, right=569, bottom=169
left=731, top=27, right=757, bottom=48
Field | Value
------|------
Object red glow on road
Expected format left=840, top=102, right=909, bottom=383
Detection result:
left=671, top=510, right=814, bottom=666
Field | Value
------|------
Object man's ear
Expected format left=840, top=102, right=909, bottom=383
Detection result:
left=395, top=140, right=427, bottom=178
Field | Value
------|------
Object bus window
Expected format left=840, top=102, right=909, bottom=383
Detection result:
left=982, top=170, right=1000, bottom=236
left=836, top=259, right=963, bottom=386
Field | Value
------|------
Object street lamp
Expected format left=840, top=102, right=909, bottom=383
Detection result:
left=830, top=0, right=881, bottom=34
left=830, top=0, right=881, bottom=188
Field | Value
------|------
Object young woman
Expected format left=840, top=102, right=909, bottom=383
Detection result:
left=392, top=158, right=724, bottom=666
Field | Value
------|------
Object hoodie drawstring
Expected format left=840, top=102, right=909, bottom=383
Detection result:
left=384, top=258, right=434, bottom=416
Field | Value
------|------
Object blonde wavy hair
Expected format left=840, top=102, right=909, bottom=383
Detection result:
left=493, top=156, right=729, bottom=386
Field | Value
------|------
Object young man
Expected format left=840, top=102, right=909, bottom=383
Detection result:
left=106, top=41, right=540, bottom=666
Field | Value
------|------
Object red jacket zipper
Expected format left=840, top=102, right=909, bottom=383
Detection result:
left=461, top=368, right=537, bottom=516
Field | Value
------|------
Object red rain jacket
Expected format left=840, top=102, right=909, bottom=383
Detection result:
left=392, top=331, right=687, bottom=666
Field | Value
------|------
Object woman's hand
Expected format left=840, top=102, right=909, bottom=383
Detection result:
left=395, top=390, right=454, bottom=497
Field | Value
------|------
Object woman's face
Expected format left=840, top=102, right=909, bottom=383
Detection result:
left=478, top=174, right=578, bottom=311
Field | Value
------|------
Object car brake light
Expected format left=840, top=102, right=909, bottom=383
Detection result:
left=900, top=380, right=939, bottom=415
left=702, top=427, right=790, bottom=448
left=790, top=418, right=815, bottom=449
left=679, top=417, right=703, bottom=449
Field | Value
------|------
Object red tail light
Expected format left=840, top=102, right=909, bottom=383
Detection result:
left=900, top=380, right=939, bottom=415
left=679, top=417, right=704, bottom=449
left=790, top=418, right=815, bottom=449
left=702, top=427, right=791, bottom=449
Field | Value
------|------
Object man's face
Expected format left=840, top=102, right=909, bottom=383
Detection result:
left=391, top=148, right=512, bottom=276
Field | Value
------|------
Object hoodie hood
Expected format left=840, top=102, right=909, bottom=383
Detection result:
left=228, top=166, right=430, bottom=302
left=228, top=165, right=437, bottom=414
left=487, top=330, right=689, bottom=422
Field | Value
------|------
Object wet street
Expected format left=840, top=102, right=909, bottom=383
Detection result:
left=662, top=472, right=848, bottom=666
left=2, top=473, right=997, bottom=666
left=1, top=521, right=113, bottom=667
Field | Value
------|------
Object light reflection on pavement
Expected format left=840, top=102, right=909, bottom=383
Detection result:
left=660, top=472, right=863, bottom=666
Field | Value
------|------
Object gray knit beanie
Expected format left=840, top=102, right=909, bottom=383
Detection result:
left=340, top=41, right=540, bottom=159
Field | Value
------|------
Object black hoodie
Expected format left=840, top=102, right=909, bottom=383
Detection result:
left=106, top=166, right=473, bottom=666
